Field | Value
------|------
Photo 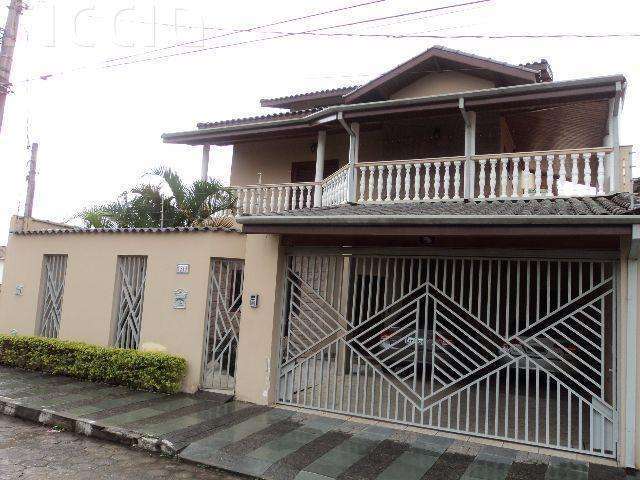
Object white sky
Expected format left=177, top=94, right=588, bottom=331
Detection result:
left=1, top=0, right=639, bottom=242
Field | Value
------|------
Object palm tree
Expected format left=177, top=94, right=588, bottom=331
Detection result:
left=77, top=167, right=236, bottom=229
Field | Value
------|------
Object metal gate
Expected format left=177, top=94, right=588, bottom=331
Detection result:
left=202, top=258, right=244, bottom=392
left=37, top=254, right=68, bottom=338
left=113, top=255, right=148, bottom=349
left=277, top=252, right=617, bottom=457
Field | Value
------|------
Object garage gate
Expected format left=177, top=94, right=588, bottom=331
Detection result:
left=277, top=252, right=617, bottom=458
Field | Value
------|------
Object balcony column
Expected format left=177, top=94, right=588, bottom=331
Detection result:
left=346, top=123, right=360, bottom=203
left=460, top=98, right=476, bottom=199
left=607, top=88, right=622, bottom=192
left=314, top=130, right=327, bottom=206
left=201, top=144, right=211, bottom=181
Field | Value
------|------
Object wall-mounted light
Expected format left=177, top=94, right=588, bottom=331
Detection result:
left=420, top=236, right=434, bottom=246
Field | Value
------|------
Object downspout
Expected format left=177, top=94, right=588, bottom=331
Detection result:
left=625, top=224, right=640, bottom=469
left=338, top=112, right=358, bottom=203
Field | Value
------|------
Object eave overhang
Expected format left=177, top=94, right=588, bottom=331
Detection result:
left=162, top=75, right=626, bottom=146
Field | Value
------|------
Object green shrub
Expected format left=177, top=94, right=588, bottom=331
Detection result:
left=0, top=335, right=187, bottom=394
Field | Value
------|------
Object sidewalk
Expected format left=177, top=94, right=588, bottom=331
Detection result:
left=0, top=366, right=629, bottom=480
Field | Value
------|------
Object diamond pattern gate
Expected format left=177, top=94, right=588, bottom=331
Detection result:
left=202, top=258, right=244, bottom=392
left=277, top=253, right=617, bottom=458
left=114, top=256, right=148, bottom=349
left=37, top=254, right=68, bottom=338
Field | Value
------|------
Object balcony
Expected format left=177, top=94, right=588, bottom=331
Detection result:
left=234, top=146, right=632, bottom=216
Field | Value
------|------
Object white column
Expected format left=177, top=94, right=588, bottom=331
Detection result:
left=201, top=144, right=211, bottom=181
left=608, top=97, right=621, bottom=192
left=314, top=131, right=327, bottom=206
left=347, top=123, right=360, bottom=203
left=463, top=111, right=476, bottom=199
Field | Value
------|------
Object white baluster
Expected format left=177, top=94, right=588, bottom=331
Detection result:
left=546, top=155, right=554, bottom=197
left=270, top=188, right=276, bottom=212
left=571, top=153, right=579, bottom=185
left=489, top=158, right=497, bottom=199
left=358, top=167, right=366, bottom=202
left=597, top=151, right=605, bottom=194
left=241, top=188, right=249, bottom=214
left=385, top=165, right=393, bottom=203
left=478, top=159, right=487, bottom=199
left=249, top=189, right=256, bottom=214
left=235, top=188, right=242, bottom=213
left=367, top=166, right=375, bottom=202
left=413, top=163, right=421, bottom=201
left=453, top=161, right=461, bottom=199
left=511, top=157, right=520, bottom=198
left=522, top=156, right=531, bottom=198
left=584, top=152, right=592, bottom=189
left=500, top=158, right=508, bottom=198
left=422, top=163, right=430, bottom=200
left=307, top=185, right=313, bottom=207
left=558, top=154, right=567, bottom=196
left=394, top=165, right=402, bottom=201
left=377, top=165, right=384, bottom=202
left=443, top=162, right=451, bottom=199
left=434, top=162, right=442, bottom=199
left=283, top=186, right=291, bottom=211
left=403, top=164, right=411, bottom=201
left=262, top=188, right=268, bottom=212
left=296, top=186, right=303, bottom=209
left=534, top=156, right=542, bottom=196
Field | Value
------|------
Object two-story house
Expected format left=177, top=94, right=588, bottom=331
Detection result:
left=2, top=46, right=639, bottom=467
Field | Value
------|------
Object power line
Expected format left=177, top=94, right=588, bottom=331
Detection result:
left=10, top=0, right=492, bottom=83
left=103, top=0, right=493, bottom=69
left=103, top=0, right=390, bottom=65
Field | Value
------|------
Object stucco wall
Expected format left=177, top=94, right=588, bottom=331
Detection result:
left=390, top=71, right=495, bottom=100
left=230, top=133, right=349, bottom=187
left=0, top=230, right=246, bottom=392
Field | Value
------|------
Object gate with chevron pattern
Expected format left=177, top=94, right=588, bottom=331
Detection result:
left=277, top=252, right=617, bottom=458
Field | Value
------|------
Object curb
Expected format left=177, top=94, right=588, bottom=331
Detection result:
left=0, top=395, right=166, bottom=454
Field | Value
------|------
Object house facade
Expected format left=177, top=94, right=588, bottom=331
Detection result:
left=1, top=46, right=640, bottom=468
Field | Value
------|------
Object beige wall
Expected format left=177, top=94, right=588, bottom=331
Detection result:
left=0, top=230, right=246, bottom=392
left=390, top=71, right=495, bottom=100
left=234, top=234, right=284, bottom=405
left=230, top=133, right=349, bottom=187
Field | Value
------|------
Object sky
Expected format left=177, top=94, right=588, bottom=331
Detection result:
left=1, top=0, right=640, bottom=242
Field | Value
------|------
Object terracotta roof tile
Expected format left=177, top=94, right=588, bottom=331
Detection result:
left=12, top=226, right=241, bottom=236
left=246, top=193, right=640, bottom=218
left=197, top=107, right=322, bottom=129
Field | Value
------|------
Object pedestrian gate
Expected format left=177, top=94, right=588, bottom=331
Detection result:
left=277, top=253, right=617, bottom=457
left=202, top=258, right=244, bottom=392
left=37, top=254, right=68, bottom=338
left=114, top=256, right=148, bottom=349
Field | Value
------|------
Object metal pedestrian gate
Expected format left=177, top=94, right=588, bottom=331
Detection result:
left=37, top=254, right=68, bottom=338
left=114, top=256, right=148, bottom=349
left=277, top=253, right=617, bottom=458
left=202, top=258, right=244, bottom=392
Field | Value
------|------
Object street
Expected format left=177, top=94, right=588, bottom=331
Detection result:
left=0, top=415, right=246, bottom=480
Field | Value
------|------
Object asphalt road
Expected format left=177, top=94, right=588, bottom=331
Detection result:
left=0, top=414, right=248, bottom=480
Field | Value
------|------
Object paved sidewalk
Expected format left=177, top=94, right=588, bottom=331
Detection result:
left=0, top=366, right=630, bottom=480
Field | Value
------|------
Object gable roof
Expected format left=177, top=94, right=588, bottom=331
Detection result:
left=258, top=46, right=551, bottom=110
left=342, top=46, right=543, bottom=104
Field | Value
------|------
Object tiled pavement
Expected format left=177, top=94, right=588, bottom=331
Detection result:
left=0, top=366, right=631, bottom=480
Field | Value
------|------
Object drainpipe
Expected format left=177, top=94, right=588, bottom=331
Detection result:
left=625, top=224, right=640, bottom=469
left=459, top=98, right=476, bottom=199
left=338, top=112, right=359, bottom=203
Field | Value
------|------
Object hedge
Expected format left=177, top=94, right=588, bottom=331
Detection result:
left=0, top=335, right=187, bottom=394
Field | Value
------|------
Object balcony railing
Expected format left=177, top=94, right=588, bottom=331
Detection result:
left=234, top=146, right=628, bottom=215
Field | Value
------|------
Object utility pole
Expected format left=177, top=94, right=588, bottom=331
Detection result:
left=24, top=142, right=37, bottom=218
left=0, top=0, right=24, bottom=135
